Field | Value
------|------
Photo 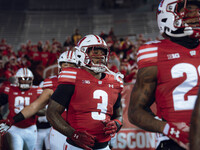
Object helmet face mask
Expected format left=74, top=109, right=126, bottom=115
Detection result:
left=76, top=34, right=110, bottom=73
left=18, top=77, right=33, bottom=89
left=157, top=0, right=200, bottom=38
left=15, top=68, right=34, bottom=90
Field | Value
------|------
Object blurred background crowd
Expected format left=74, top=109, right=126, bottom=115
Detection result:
left=0, top=29, right=160, bottom=85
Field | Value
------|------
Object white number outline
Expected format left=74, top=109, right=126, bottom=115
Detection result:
left=91, top=90, right=108, bottom=120
left=171, top=63, right=198, bottom=111
left=14, top=96, right=30, bottom=114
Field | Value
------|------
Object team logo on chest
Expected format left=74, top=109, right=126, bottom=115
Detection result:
left=13, top=92, right=18, bottom=95
left=82, top=80, right=90, bottom=84
left=167, top=53, right=180, bottom=60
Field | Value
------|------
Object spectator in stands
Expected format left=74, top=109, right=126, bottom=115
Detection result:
left=108, top=27, right=116, bottom=41
left=108, top=52, right=120, bottom=70
left=40, top=45, right=50, bottom=67
left=71, top=28, right=82, bottom=45
left=4, top=62, right=15, bottom=80
left=0, top=38, right=9, bottom=51
left=9, top=56, right=19, bottom=74
left=63, top=36, right=73, bottom=50
left=18, top=56, right=31, bottom=68
left=37, top=41, right=43, bottom=52
left=99, top=31, right=108, bottom=40
left=17, top=44, right=27, bottom=58
left=106, top=36, right=114, bottom=49
left=52, top=38, right=61, bottom=48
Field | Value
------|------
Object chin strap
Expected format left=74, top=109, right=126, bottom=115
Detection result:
left=104, top=66, right=124, bottom=82
left=85, top=63, right=124, bottom=82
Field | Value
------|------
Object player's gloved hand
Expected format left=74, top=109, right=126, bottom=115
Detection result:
left=103, top=119, right=122, bottom=135
left=0, top=119, right=14, bottom=135
left=162, top=122, right=189, bottom=150
left=70, top=130, right=95, bottom=150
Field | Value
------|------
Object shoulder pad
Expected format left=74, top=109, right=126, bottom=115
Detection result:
left=137, top=43, right=158, bottom=69
left=58, top=68, right=78, bottom=84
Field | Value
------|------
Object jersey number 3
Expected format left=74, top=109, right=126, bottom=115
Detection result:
left=92, top=90, right=108, bottom=120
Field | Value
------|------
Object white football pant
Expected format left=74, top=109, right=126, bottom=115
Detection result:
left=6, top=125, right=37, bottom=150
left=49, top=127, right=67, bottom=150
left=35, top=128, right=51, bottom=150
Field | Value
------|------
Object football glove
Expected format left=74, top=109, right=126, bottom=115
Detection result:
left=70, top=130, right=95, bottom=150
left=163, top=122, right=189, bottom=149
left=0, top=119, right=14, bottom=135
left=103, top=119, right=122, bottom=135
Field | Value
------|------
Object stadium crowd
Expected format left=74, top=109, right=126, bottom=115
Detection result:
left=0, top=29, right=154, bottom=86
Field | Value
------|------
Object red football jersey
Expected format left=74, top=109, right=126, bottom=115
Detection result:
left=58, top=67, right=123, bottom=142
left=43, top=75, right=67, bottom=120
left=4, top=84, right=43, bottom=128
left=43, top=75, right=58, bottom=91
left=137, top=39, right=200, bottom=124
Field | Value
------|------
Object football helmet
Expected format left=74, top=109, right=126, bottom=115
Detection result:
left=57, top=50, right=76, bottom=69
left=157, top=0, right=200, bottom=38
left=75, top=34, right=109, bottom=73
left=15, top=68, right=34, bottom=90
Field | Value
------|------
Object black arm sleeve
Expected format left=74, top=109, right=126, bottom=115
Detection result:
left=51, top=84, right=75, bottom=108
left=113, top=93, right=121, bottom=109
left=0, top=93, right=8, bottom=106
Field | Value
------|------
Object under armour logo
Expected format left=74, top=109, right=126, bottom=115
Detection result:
left=109, top=84, right=114, bottom=88
left=170, top=128, right=180, bottom=138
left=195, top=33, right=200, bottom=37
left=73, top=134, right=79, bottom=139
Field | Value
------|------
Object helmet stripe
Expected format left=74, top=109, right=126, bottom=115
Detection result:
left=77, top=37, right=86, bottom=46
left=69, top=51, right=73, bottom=59
left=66, top=51, right=70, bottom=58
left=94, top=35, right=100, bottom=43
left=23, top=68, right=26, bottom=76
left=100, top=37, right=104, bottom=44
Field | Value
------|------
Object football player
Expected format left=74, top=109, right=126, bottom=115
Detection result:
left=35, top=49, right=77, bottom=150
left=0, top=51, right=77, bottom=150
left=0, top=68, right=43, bottom=150
left=128, top=0, right=200, bottom=150
left=46, top=34, right=123, bottom=150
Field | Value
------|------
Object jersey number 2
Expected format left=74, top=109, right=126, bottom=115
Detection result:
left=171, top=63, right=198, bottom=111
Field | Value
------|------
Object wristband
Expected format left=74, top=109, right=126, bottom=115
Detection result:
left=113, top=119, right=122, bottom=132
left=13, top=112, right=25, bottom=123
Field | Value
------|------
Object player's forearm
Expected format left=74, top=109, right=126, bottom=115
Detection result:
left=21, top=100, right=45, bottom=119
left=190, top=94, right=200, bottom=150
left=46, top=99, right=75, bottom=138
left=128, top=104, right=165, bottom=133
left=128, top=87, right=165, bottom=133
left=112, top=104, right=123, bottom=123
left=21, top=92, right=50, bottom=118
